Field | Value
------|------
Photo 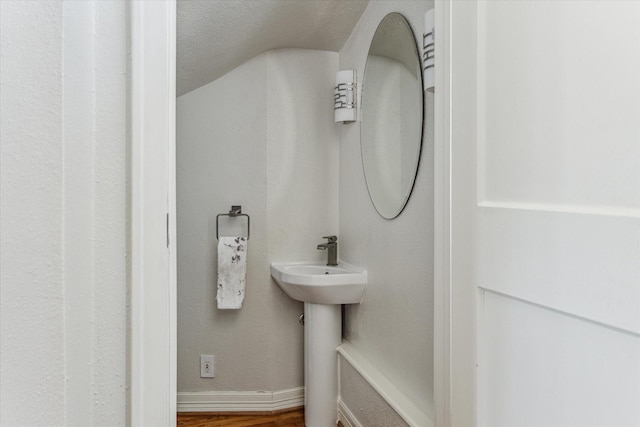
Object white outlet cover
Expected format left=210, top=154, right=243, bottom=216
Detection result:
left=200, top=355, right=214, bottom=378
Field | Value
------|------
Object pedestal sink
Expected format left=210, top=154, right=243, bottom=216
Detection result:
left=270, top=261, right=367, bottom=427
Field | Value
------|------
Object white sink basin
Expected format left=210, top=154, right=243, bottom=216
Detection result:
left=270, top=261, right=367, bottom=304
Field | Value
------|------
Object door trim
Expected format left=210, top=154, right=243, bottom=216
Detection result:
left=130, top=1, right=177, bottom=425
left=129, top=0, right=452, bottom=425
left=434, top=1, right=452, bottom=426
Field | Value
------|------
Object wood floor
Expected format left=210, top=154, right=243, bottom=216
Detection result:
left=178, top=408, right=340, bottom=427
left=177, top=408, right=344, bottom=427
left=177, top=409, right=305, bottom=427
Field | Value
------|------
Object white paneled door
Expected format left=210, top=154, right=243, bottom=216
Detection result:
left=450, top=1, right=640, bottom=426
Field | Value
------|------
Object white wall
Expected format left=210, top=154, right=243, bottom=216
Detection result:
left=338, top=0, right=435, bottom=423
left=340, top=360, right=409, bottom=426
left=0, top=1, right=128, bottom=425
left=176, top=48, right=338, bottom=394
left=1, top=2, right=65, bottom=423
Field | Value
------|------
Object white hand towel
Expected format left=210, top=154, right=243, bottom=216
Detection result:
left=216, top=236, right=247, bottom=309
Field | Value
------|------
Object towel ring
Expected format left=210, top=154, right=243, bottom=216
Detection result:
left=216, top=205, right=250, bottom=240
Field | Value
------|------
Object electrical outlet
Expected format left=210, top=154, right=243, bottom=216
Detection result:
left=200, top=355, right=214, bottom=378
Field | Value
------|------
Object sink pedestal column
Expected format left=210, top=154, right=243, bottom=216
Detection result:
left=304, top=302, right=341, bottom=427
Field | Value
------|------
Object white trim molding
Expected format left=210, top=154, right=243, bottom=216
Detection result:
left=130, top=1, right=177, bottom=425
left=177, top=387, right=304, bottom=413
left=337, top=343, right=434, bottom=427
left=433, top=1, right=452, bottom=426
left=337, top=399, right=363, bottom=427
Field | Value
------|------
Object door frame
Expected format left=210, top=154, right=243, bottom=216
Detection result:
left=434, top=1, right=453, bottom=426
left=128, top=0, right=453, bottom=425
left=130, top=1, right=177, bottom=425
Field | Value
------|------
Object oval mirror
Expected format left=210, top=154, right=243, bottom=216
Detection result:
left=361, top=13, right=424, bottom=219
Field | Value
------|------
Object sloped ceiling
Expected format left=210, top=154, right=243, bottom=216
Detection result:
left=177, top=0, right=369, bottom=96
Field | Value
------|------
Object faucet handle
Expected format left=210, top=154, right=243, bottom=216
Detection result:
left=322, top=235, right=337, bottom=243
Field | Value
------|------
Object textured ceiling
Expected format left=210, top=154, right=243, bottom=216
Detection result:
left=177, top=0, right=369, bottom=96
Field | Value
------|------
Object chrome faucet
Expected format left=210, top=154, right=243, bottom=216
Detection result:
left=317, top=235, right=338, bottom=266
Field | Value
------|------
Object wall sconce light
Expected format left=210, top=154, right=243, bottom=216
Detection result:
left=423, top=9, right=435, bottom=92
left=334, top=70, right=357, bottom=123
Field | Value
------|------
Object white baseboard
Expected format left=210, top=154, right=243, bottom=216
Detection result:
left=338, top=399, right=363, bottom=427
left=177, top=387, right=304, bottom=412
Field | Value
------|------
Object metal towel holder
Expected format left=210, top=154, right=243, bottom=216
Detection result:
left=216, top=205, right=250, bottom=240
